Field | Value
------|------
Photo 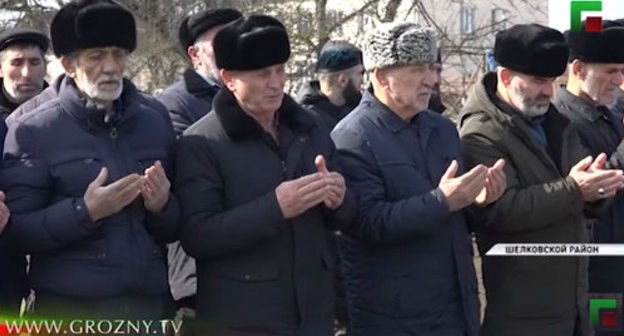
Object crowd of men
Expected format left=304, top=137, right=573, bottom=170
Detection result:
left=1, top=0, right=624, bottom=336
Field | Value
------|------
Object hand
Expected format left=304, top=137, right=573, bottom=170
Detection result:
left=588, top=152, right=608, bottom=173
left=315, top=155, right=346, bottom=209
left=276, top=172, right=329, bottom=219
left=474, top=159, right=506, bottom=207
left=439, top=160, right=488, bottom=211
left=141, top=161, right=171, bottom=213
left=0, top=191, right=10, bottom=235
left=569, top=155, right=624, bottom=202
left=84, top=168, right=143, bottom=222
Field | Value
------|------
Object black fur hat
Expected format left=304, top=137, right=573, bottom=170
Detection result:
left=566, top=20, right=624, bottom=63
left=495, top=24, right=568, bottom=77
left=50, top=0, right=136, bottom=57
left=213, top=15, right=290, bottom=71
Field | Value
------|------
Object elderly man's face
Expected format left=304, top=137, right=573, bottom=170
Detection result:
left=507, top=72, right=554, bottom=117
left=223, top=63, right=287, bottom=116
left=65, top=46, right=127, bottom=105
left=382, top=63, right=437, bottom=113
left=190, top=24, right=227, bottom=81
left=579, top=62, right=624, bottom=106
left=0, top=45, right=46, bottom=104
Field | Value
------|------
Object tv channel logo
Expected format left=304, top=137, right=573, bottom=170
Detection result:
left=589, top=293, right=622, bottom=333
left=570, top=0, right=602, bottom=32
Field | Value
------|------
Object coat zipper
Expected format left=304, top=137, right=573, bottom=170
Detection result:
left=109, top=124, right=143, bottom=288
left=281, top=159, right=287, bottom=178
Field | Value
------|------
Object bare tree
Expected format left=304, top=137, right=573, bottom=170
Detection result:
left=0, top=0, right=547, bottom=102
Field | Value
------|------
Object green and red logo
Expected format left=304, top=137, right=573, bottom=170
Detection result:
left=589, top=293, right=623, bottom=333
left=570, top=0, right=603, bottom=32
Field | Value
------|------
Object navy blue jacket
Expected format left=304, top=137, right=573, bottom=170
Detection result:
left=1, top=76, right=179, bottom=301
left=158, top=69, right=218, bottom=136
left=0, top=117, right=22, bottom=316
left=1, top=75, right=55, bottom=317
left=0, top=73, right=52, bottom=315
left=331, top=90, right=479, bottom=336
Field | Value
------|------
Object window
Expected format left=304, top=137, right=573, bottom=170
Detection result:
left=358, top=11, right=375, bottom=33
left=491, top=8, right=509, bottom=32
left=460, top=6, right=476, bottom=35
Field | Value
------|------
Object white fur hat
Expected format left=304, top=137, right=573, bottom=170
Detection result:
left=363, top=22, right=437, bottom=70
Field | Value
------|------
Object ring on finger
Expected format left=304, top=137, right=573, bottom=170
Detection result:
left=598, top=188, right=606, bottom=196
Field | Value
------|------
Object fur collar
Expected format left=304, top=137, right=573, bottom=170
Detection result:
left=183, top=69, right=219, bottom=96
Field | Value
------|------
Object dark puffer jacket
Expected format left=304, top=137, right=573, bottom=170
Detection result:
left=1, top=76, right=179, bottom=302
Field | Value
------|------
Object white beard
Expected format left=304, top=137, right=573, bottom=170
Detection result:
left=81, top=75, right=123, bottom=102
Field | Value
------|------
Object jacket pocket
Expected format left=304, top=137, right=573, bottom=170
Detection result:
left=218, top=259, right=279, bottom=283
left=50, top=154, right=104, bottom=197
left=45, top=236, right=110, bottom=262
left=379, top=161, right=433, bottom=200
left=56, top=248, right=109, bottom=261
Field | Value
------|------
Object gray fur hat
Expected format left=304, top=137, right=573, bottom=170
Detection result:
left=364, top=22, right=437, bottom=70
